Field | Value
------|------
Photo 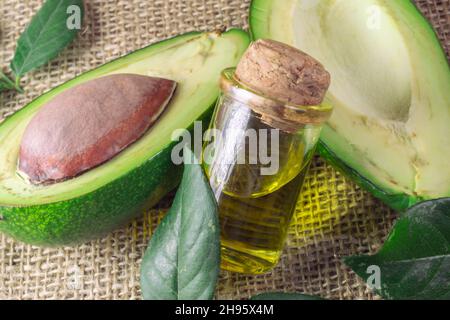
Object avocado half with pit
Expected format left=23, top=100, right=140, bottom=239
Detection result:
left=0, top=30, right=250, bottom=246
left=250, top=0, right=450, bottom=210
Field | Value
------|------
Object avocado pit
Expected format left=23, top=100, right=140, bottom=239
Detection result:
left=18, top=74, right=176, bottom=185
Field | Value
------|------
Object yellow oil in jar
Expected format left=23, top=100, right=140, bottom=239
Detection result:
left=202, top=68, right=329, bottom=274
left=215, top=166, right=309, bottom=274
left=204, top=132, right=314, bottom=274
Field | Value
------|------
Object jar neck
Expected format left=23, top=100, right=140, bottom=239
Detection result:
left=219, top=68, right=333, bottom=132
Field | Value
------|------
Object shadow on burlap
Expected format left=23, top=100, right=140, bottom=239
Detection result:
left=0, top=0, right=448, bottom=300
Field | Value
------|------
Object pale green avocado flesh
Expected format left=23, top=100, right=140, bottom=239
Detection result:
left=0, top=30, right=250, bottom=245
left=250, top=0, right=450, bottom=209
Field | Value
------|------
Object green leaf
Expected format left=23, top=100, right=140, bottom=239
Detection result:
left=0, top=71, right=17, bottom=92
left=251, top=293, right=323, bottom=300
left=10, top=0, right=84, bottom=78
left=140, top=148, right=220, bottom=300
left=344, top=198, right=450, bottom=300
left=0, top=81, right=8, bottom=92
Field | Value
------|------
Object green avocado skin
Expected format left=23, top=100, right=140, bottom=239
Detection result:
left=0, top=109, right=216, bottom=246
left=0, top=146, right=181, bottom=246
left=0, top=106, right=213, bottom=247
left=0, top=29, right=249, bottom=246
left=317, top=142, right=422, bottom=211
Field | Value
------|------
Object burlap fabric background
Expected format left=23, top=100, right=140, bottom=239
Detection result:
left=0, top=0, right=448, bottom=300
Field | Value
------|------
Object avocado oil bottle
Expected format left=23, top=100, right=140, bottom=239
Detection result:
left=203, top=40, right=332, bottom=274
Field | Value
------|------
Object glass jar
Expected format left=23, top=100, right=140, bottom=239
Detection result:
left=202, top=68, right=333, bottom=274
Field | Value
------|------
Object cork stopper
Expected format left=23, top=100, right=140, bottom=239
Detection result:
left=235, top=39, right=330, bottom=106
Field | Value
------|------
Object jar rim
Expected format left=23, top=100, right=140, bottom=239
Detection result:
left=220, top=68, right=333, bottom=128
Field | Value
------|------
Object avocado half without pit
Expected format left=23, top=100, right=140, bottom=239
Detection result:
left=0, top=30, right=250, bottom=246
left=250, top=0, right=450, bottom=210
left=18, top=74, right=177, bottom=185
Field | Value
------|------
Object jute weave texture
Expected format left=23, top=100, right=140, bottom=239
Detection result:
left=0, top=0, right=448, bottom=299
